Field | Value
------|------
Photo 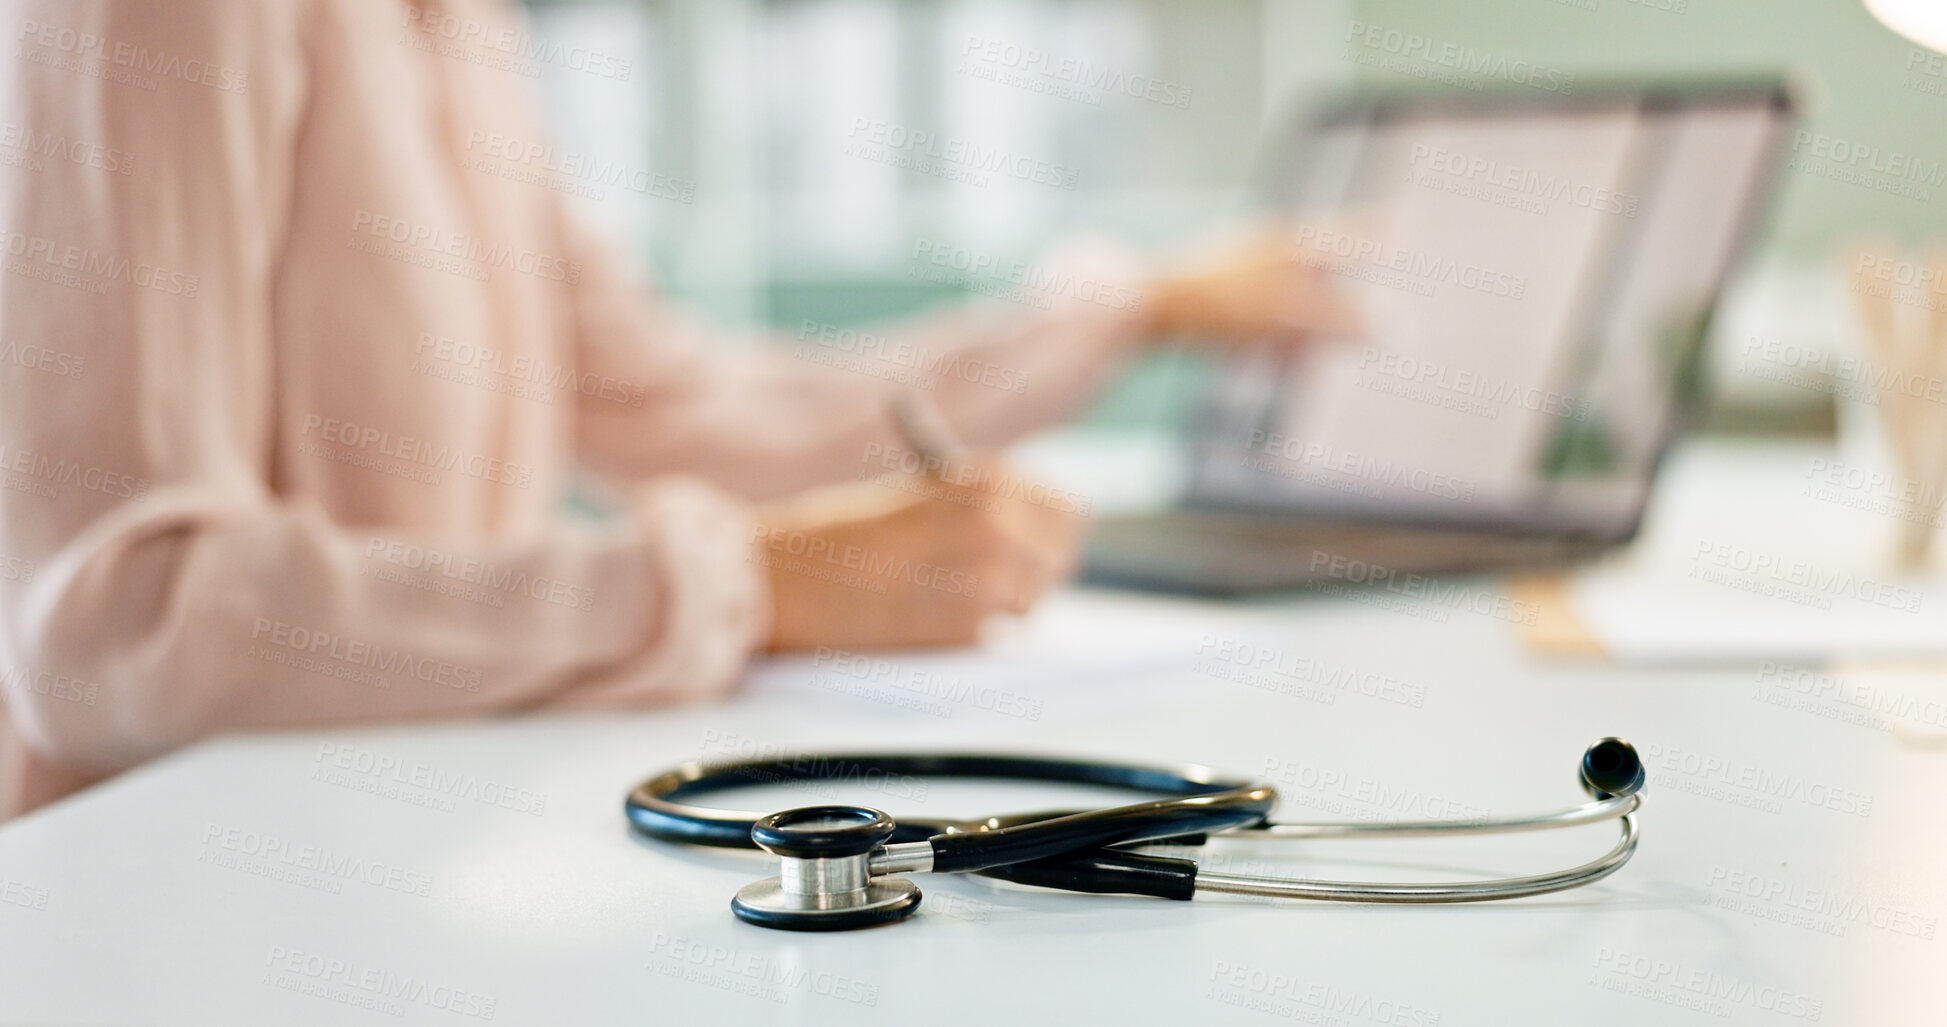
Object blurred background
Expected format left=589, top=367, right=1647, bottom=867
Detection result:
left=518, top=0, right=1942, bottom=437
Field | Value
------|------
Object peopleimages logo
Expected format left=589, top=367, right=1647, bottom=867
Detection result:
left=908, top=237, right=1143, bottom=312
left=1308, top=551, right=1538, bottom=626
left=750, top=522, right=978, bottom=597
left=795, top=320, right=1033, bottom=395
left=0, top=444, right=149, bottom=500
left=1689, top=538, right=1925, bottom=613
left=1405, top=143, right=1638, bottom=217
left=1741, top=335, right=1947, bottom=407
left=314, top=742, right=547, bottom=816
left=1343, top=21, right=1575, bottom=94
left=647, top=933, right=880, bottom=1006
left=413, top=332, right=645, bottom=409
left=301, top=414, right=535, bottom=489
left=0, top=122, right=136, bottom=175
left=858, top=442, right=1094, bottom=515
left=697, top=730, right=930, bottom=802
left=1259, top=755, right=1491, bottom=821
left=810, top=646, right=1045, bottom=721
left=1791, top=131, right=1947, bottom=183
left=0, top=878, right=49, bottom=912
left=958, top=35, right=1194, bottom=109
left=845, top=118, right=1080, bottom=190
left=1786, top=131, right=1946, bottom=201
left=0, top=228, right=198, bottom=296
left=1291, top=222, right=1530, bottom=298
left=1705, top=863, right=1938, bottom=941
left=348, top=209, right=582, bottom=285
left=0, top=662, right=98, bottom=706
left=401, top=6, right=633, bottom=81
left=364, top=538, right=595, bottom=612
left=262, top=945, right=497, bottom=1020
left=1590, top=948, right=1823, bottom=1021
left=1355, top=346, right=1591, bottom=421
left=0, top=340, right=83, bottom=380
left=15, top=20, right=251, bottom=93
left=1196, top=634, right=1427, bottom=708
left=1204, top=960, right=1440, bottom=1027
left=1636, top=740, right=1874, bottom=816
left=1247, top=430, right=1478, bottom=503
left=1754, top=661, right=1947, bottom=733
left=462, top=131, right=690, bottom=203
left=249, top=618, right=482, bottom=694
left=201, top=823, right=434, bottom=898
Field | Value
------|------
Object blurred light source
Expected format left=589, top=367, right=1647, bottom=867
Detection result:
left=1865, top=0, right=1947, bottom=52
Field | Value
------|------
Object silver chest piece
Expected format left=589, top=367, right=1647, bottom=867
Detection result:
left=731, top=805, right=923, bottom=931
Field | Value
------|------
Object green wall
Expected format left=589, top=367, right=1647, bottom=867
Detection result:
left=1345, top=0, right=1947, bottom=259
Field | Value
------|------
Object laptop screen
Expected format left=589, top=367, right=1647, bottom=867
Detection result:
left=1190, top=84, right=1791, bottom=539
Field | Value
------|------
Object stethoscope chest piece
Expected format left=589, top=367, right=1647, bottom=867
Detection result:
left=729, top=805, right=924, bottom=931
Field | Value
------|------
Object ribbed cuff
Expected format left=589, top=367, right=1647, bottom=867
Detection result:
left=624, top=476, right=771, bottom=701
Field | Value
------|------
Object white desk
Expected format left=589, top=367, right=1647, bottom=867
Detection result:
left=1, top=441, right=1941, bottom=1026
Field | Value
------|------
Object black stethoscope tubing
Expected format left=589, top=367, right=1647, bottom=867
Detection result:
left=627, top=752, right=1277, bottom=898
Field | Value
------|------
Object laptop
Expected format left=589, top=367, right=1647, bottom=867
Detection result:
left=1083, top=78, right=1797, bottom=596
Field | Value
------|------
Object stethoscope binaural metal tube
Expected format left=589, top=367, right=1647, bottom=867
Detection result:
left=1178, top=739, right=1647, bottom=902
left=1192, top=798, right=1642, bottom=902
left=1250, top=790, right=1639, bottom=839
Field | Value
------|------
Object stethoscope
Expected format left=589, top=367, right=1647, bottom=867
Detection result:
left=625, top=738, right=1645, bottom=931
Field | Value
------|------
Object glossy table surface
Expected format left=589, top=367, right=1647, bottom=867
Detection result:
left=0, top=439, right=1939, bottom=1025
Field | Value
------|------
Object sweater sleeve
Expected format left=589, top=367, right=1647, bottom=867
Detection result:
left=563, top=206, right=1156, bottom=501
left=0, top=0, right=765, bottom=777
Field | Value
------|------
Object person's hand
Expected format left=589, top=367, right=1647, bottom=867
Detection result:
left=752, top=455, right=1083, bottom=651
left=1142, top=219, right=1365, bottom=347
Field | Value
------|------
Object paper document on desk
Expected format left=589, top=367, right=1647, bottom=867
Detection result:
left=1546, top=564, right=1947, bottom=663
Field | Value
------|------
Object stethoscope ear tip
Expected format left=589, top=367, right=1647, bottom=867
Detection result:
left=1580, top=737, right=1645, bottom=799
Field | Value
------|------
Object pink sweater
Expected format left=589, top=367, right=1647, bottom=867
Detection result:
left=0, top=0, right=1145, bottom=819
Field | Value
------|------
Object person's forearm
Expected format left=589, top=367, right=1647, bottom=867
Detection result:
left=569, top=228, right=1152, bottom=500
left=2, top=480, right=762, bottom=776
